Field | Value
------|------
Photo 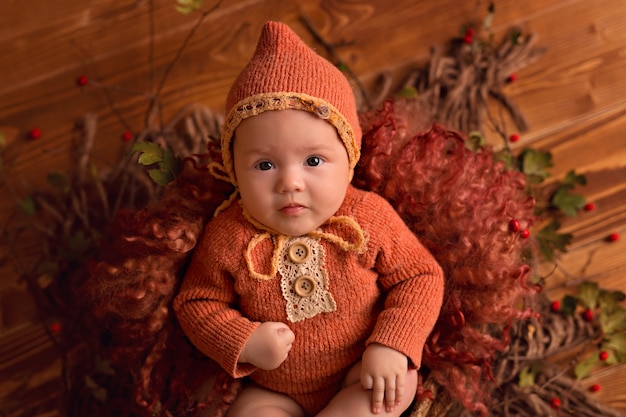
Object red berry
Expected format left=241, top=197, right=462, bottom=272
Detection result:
left=583, top=308, right=594, bottom=322
left=584, top=202, right=595, bottom=211
left=589, top=384, right=601, bottom=392
left=509, top=133, right=520, bottom=142
left=599, top=350, right=609, bottom=361
left=122, top=131, right=133, bottom=142
left=463, top=34, right=473, bottom=44
left=607, top=233, right=619, bottom=242
left=550, top=397, right=561, bottom=410
left=507, top=73, right=518, bottom=83
left=520, top=229, right=530, bottom=239
left=550, top=300, right=561, bottom=312
left=50, top=322, right=61, bottom=333
left=509, top=219, right=521, bottom=232
left=76, top=75, right=88, bottom=86
left=465, top=27, right=475, bottom=37
left=28, top=128, right=41, bottom=140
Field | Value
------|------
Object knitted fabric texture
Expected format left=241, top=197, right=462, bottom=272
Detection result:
left=173, top=186, right=444, bottom=415
left=216, top=21, right=362, bottom=186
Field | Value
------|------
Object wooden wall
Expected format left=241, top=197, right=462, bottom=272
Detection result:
left=1, top=0, right=625, bottom=414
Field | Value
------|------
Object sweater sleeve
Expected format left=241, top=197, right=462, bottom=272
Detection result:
left=361, top=193, right=444, bottom=368
left=173, top=214, right=259, bottom=378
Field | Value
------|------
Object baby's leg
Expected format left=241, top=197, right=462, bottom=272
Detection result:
left=316, top=362, right=418, bottom=417
left=227, top=384, right=306, bottom=417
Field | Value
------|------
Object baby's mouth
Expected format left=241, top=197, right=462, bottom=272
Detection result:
left=280, top=203, right=305, bottom=216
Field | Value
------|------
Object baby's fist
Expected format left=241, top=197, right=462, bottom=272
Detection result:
left=240, top=322, right=295, bottom=370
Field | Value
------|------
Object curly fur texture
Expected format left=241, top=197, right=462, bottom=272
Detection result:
left=85, top=153, right=239, bottom=416
left=85, top=98, right=538, bottom=416
left=355, top=99, right=538, bottom=414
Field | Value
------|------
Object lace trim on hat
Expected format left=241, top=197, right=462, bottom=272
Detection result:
left=219, top=92, right=360, bottom=185
left=278, top=235, right=337, bottom=322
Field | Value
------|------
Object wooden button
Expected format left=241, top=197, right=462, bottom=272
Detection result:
left=288, top=241, right=311, bottom=264
left=293, top=275, right=316, bottom=297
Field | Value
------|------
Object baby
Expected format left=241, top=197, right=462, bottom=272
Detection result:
left=173, top=21, right=444, bottom=417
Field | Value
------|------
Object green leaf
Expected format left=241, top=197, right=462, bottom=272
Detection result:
left=561, top=294, right=577, bottom=316
left=562, top=169, right=587, bottom=188
left=175, top=0, right=204, bottom=14
left=574, top=353, right=600, bottom=379
left=578, top=281, right=600, bottom=310
left=337, top=62, right=349, bottom=73
left=131, top=140, right=158, bottom=153
left=132, top=141, right=179, bottom=185
left=47, top=172, right=71, bottom=194
left=94, top=355, right=116, bottom=376
left=529, top=273, right=542, bottom=285
left=520, top=149, right=553, bottom=184
left=510, top=30, right=522, bottom=46
left=175, top=5, right=192, bottom=14
left=605, top=333, right=626, bottom=362
left=137, top=151, right=164, bottom=166
left=18, top=196, right=37, bottom=216
left=598, top=289, right=626, bottom=314
left=518, top=363, right=541, bottom=387
left=600, top=307, right=626, bottom=335
left=494, top=150, right=515, bottom=170
left=552, top=186, right=586, bottom=217
left=132, top=141, right=165, bottom=166
left=148, top=168, right=174, bottom=186
left=397, top=86, right=418, bottom=99
left=161, top=147, right=177, bottom=171
left=465, top=131, right=486, bottom=152
left=85, top=375, right=107, bottom=402
left=536, top=220, right=572, bottom=261
left=60, top=230, right=93, bottom=262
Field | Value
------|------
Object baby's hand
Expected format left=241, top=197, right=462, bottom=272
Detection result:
left=360, top=343, right=408, bottom=414
left=239, top=321, right=295, bottom=370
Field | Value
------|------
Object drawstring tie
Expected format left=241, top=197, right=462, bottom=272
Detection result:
left=241, top=206, right=367, bottom=281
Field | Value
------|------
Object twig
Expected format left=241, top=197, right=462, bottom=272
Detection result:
left=148, top=0, right=156, bottom=96
left=298, top=12, right=372, bottom=109
left=153, top=0, right=224, bottom=98
left=70, top=39, right=133, bottom=132
left=146, top=0, right=224, bottom=129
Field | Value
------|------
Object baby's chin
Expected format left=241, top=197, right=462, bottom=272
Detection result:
left=270, top=218, right=325, bottom=237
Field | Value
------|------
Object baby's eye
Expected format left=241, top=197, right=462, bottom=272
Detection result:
left=306, top=156, right=323, bottom=166
left=256, top=161, right=273, bottom=171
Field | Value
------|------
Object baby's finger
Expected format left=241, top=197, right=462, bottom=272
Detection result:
left=276, top=324, right=295, bottom=344
left=394, top=374, right=404, bottom=407
left=371, top=377, right=385, bottom=414
left=384, top=378, right=396, bottom=412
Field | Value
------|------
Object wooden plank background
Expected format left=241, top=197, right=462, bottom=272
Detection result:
left=1, top=0, right=625, bottom=415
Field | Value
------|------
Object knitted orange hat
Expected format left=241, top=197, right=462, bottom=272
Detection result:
left=217, top=21, right=362, bottom=186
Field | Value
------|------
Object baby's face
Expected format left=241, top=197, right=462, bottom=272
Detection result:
left=233, top=109, right=350, bottom=236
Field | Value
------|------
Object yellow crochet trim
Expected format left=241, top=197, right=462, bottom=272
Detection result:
left=246, top=233, right=286, bottom=281
left=207, top=161, right=231, bottom=184
left=309, top=215, right=367, bottom=254
left=220, top=92, right=360, bottom=186
left=242, top=207, right=367, bottom=281
left=212, top=189, right=238, bottom=218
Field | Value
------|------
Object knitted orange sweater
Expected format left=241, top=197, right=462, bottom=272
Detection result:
left=173, top=185, right=444, bottom=414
